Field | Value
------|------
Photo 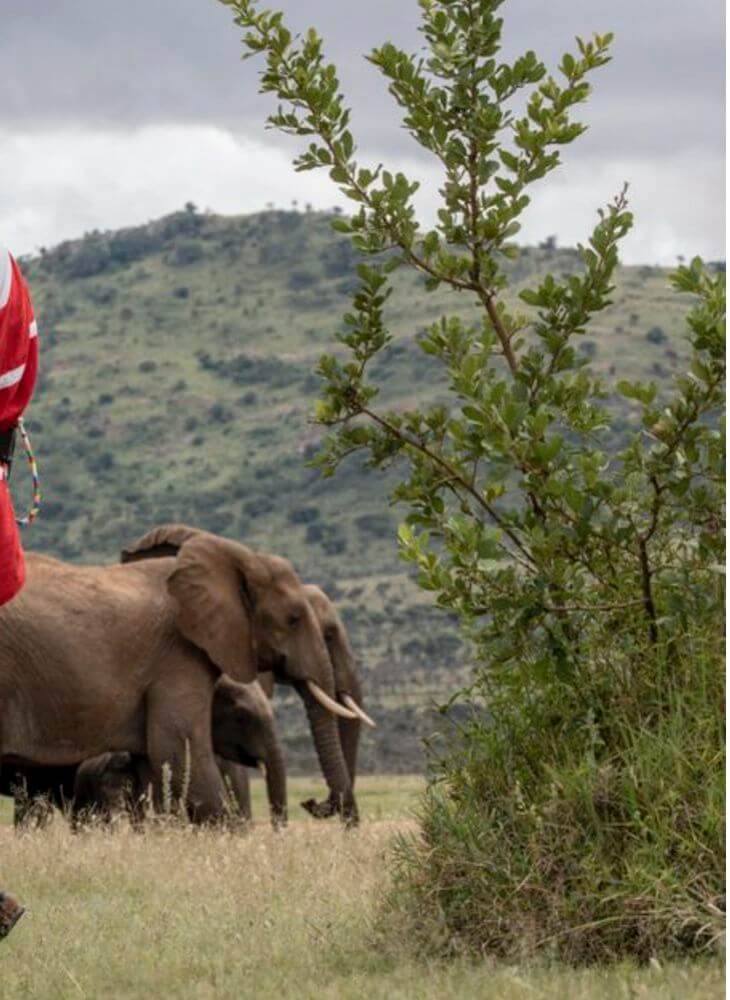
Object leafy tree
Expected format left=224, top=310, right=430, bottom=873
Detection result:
left=224, top=0, right=724, bottom=960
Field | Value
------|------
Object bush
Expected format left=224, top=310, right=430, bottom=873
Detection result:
left=168, top=240, right=204, bottom=267
left=646, top=325, right=667, bottom=344
left=289, top=505, right=319, bottom=524
left=288, top=268, right=319, bottom=290
left=391, top=631, right=724, bottom=962
left=232, top=0, right=725, bottom=963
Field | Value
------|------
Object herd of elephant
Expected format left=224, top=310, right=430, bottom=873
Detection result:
left=0, top=523, right=375, bottom=829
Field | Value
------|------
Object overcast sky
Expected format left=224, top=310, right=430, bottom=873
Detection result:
left=2, top=0, right=725, bottom=264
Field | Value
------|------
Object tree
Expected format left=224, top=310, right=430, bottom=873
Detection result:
left=224, top=0, right=725, bottom=961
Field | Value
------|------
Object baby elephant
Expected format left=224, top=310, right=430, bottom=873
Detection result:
left=5, top=677, right=287, bottom=829
left=74, top=676, right=286, bottom=827
left=73, top=752, right=262, bottom=828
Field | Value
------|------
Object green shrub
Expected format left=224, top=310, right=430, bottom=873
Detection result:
left=390, top=629, right=724, bottom=962
left=214, top=0, right=727, bottom=962
left=646, top=325, right=667, bottom=344
left=167, top=240, right=204, bottom=267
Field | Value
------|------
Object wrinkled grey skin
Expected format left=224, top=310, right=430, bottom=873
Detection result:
left=4, top=678, right=287, bottom=829
left=260, top=584, right=367, bottom=824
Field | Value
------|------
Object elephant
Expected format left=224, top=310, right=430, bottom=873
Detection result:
left=1, top=676, right=287, bottom=828
left=73, top=675, right=287, bottom=827
left=0, top=524, right=352, bottom=823
left=118, top=525, right=370, bottom=824
left=119, top=524, right=366, bottom=823
left=260, top=583, right=375, bottom=823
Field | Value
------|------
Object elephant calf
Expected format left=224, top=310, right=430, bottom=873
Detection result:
left=3, top=678, right=287, bottom=829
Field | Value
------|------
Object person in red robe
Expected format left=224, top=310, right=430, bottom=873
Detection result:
left=0, top=245, right=39, bottom=605
left=0, top=244, right=38, bottom=940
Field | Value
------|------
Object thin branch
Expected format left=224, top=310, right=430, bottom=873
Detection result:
left=543, top=598, right=646, bottom=613
left=638, top=536, right=659, bottom=646
left=358, top=404, right=537, bottom=567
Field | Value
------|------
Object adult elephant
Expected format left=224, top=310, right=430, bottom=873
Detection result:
left=260, top=584, right=375, bottom=822
left=2, top=678, right=287, bottom=828
left=0, top=526, right=351, bottom=822
left=120, top=524, right=364, bottom=823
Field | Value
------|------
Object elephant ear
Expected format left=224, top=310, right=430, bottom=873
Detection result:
left=166, top=534, right=267, bottom=684
left=121, top=523, right=202, bottom=563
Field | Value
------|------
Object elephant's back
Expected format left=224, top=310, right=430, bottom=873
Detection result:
left=1, top=553, right=177, bottom=662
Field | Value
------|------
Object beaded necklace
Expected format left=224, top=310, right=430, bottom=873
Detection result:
left=14, top=417, right=40, bottom=526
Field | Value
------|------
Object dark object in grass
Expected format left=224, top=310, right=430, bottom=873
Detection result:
left=0, top=892, right=25, bottom=940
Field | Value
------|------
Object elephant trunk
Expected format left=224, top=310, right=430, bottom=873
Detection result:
left=262, top=735, right=287, bottom=829
left=337, top=676, right=362, bottom=788
left=299, top=685, right=358, bottom=826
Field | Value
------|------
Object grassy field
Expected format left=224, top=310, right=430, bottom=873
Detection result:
left=0, top=776, right=723, bottom=999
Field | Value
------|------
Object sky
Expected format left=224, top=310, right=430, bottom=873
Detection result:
left=1, top=0, right=725, bottom=264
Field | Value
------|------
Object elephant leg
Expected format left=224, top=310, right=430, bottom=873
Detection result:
left=145, top=680, right=228, bottom=824
left=217, top=757, right=251, bottom=821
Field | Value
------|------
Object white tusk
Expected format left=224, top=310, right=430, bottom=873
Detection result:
left=342, top=694, right=377, bottom=729
left=306, top=680, right=358, bottom=720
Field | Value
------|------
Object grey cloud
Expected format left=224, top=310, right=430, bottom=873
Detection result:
left=2, top=0, right=724, bottom=162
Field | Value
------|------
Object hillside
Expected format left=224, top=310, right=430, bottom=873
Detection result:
left=15, top=206, right=698, bottom=771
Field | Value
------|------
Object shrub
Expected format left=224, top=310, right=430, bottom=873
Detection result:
left=231, top=0, right=726, bottom=964
left=168, top=240, right=204, bottom=267
left=288, top=268, right=319, bottom=290
left=646, top=325, right=667, bottom=344
left=289, top=505, right=319, bottom=525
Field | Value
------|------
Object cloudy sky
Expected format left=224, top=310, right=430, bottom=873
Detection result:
left=2, top=0, right=725, bottom=264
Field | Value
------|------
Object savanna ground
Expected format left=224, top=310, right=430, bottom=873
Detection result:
left=0, top=776, right=723, bottom=998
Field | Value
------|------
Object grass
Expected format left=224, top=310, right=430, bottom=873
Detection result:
left=0, top=776, right=723, bottom=998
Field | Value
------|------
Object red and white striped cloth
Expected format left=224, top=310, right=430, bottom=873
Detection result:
left=0, top=246, right=39, bottom=605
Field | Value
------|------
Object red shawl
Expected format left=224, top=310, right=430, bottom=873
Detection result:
left=0, top=248, right=38, bottom=605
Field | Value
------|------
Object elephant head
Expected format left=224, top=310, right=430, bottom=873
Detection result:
left=121, top=524, right=359, bottom=823
left=259, top=584, right=374, bottom=823
left=212, top=676, right=287, bottom=827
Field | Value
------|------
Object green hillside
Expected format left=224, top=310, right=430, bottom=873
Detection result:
left=15, top=206, right=697, bottom=771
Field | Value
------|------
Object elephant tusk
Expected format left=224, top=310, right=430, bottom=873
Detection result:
left=341, top=694, right=377, bottom=729
left=306, top=680, right=358, bottom=720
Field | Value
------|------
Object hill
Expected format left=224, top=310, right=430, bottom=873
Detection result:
left=15, top=206, right=698, bottom=771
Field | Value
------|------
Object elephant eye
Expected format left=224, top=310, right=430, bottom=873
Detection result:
left=323, top=627, right=336, bottom=642
left=287, top=613, right=301, bottom=629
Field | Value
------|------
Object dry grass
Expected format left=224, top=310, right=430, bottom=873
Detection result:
left=0, top=776, right=723, bottom=999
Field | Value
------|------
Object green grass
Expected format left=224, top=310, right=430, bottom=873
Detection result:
left=0, top=775, right=722, bottom=998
